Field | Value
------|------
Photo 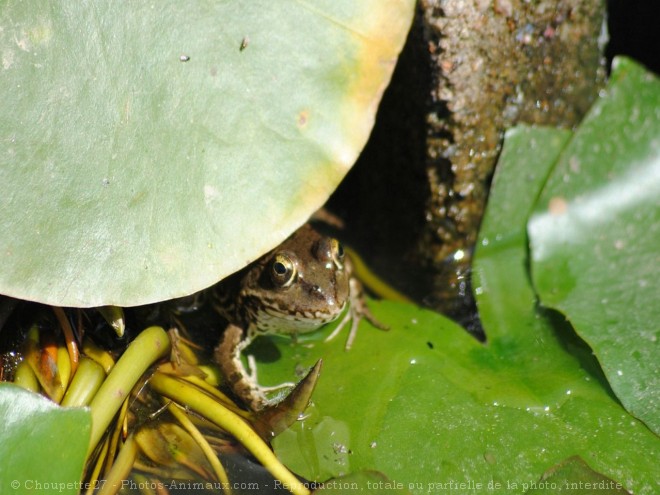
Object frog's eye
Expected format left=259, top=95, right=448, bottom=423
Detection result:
left=270, top=254, right=297, bottom=287
left=331, top=239, right=345, bottom=269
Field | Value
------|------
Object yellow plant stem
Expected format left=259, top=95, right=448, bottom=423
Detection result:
left=87, top=326, right=171, bottom=457
left=85, top=436, right=110, bottom=495
left=104, top=399, right=130, bottom=478
left=82, top=339, right=116, bottom=373
left=56, top=346, right=72, bottom=399
left=345, top=246, right=413, bottom=303
left=97, top=435, right=138, bottom=495
left=61, top=357, right=106, bottom=407
left=158, top=363, right=250, bottom=419
left=150, top=372, right=310, bottom=495
left=197, top=363, right=222, bottom=386
left=53, top=306, right=80, bottom=376
left=168, top=403, right=232, bottom=494
left=13, top=360, right=40, bottom=393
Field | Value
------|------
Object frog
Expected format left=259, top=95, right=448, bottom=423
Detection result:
left=213, top=223, right=384, bottom=411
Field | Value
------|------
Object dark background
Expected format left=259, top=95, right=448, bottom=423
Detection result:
left=328, top=0, right=660, bottom=309
left=607, top=0, right=660, bottom=75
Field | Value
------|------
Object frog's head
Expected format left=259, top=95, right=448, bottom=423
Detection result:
left=241, top=224, right=350, bottom=335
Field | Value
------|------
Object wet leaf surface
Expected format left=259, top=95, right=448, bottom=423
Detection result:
left=528, top=58, right=660, bottom=433
left=0, top=383, right=90, bottom=494
left=255, top=124, right=658, bottom=494
left=0, top=1, right=414, bottom=307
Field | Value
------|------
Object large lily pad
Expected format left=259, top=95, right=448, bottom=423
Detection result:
left=249, top=126, right=659, bottom=494
left=528, top=58, right=660, bottom=433
left=0, top=383, right=91, bottom=495
left=0, top=1, right=414, bottom=307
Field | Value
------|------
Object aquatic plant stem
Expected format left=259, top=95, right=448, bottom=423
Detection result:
left=87, top=326, right=171, bottom=457
left=150, top=372, right=310, bottom=495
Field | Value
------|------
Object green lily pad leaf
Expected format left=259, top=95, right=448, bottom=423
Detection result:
left=313, top=471, right=411, bottom=494
left=0, top=1, right=414, bottom=307
left=528, top=58, right=660, bottom=433
left=524, top=456, right=631, bottom=494
left=250, top=125, right=658, bottom=494
left=0, top=383, right=91, bottom=494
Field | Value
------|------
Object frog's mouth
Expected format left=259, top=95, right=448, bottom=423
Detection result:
left=254, top=301, right=347, bottom=336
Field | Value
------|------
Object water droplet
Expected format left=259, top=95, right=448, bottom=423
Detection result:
left=333, top=443, right=348, bottom=454
left=475, top=287, right=484, bottom=295
left=481, top=237, right=489, bottom=246
left=410, top=359, right=417, bottom=365
left=617, top=370, right=623, bottom=376
left=569, top=156, right=581, bottom=173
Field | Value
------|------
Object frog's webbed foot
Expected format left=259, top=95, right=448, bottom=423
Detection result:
left=325, top=277, right=389, bottom=350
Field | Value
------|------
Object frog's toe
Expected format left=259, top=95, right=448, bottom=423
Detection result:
left=323, top=300, right=388, bottom=350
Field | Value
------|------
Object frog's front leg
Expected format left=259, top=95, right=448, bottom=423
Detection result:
left=215, top=324, right=297, bottom=411
left=214, top=324, right=268, bottom=411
